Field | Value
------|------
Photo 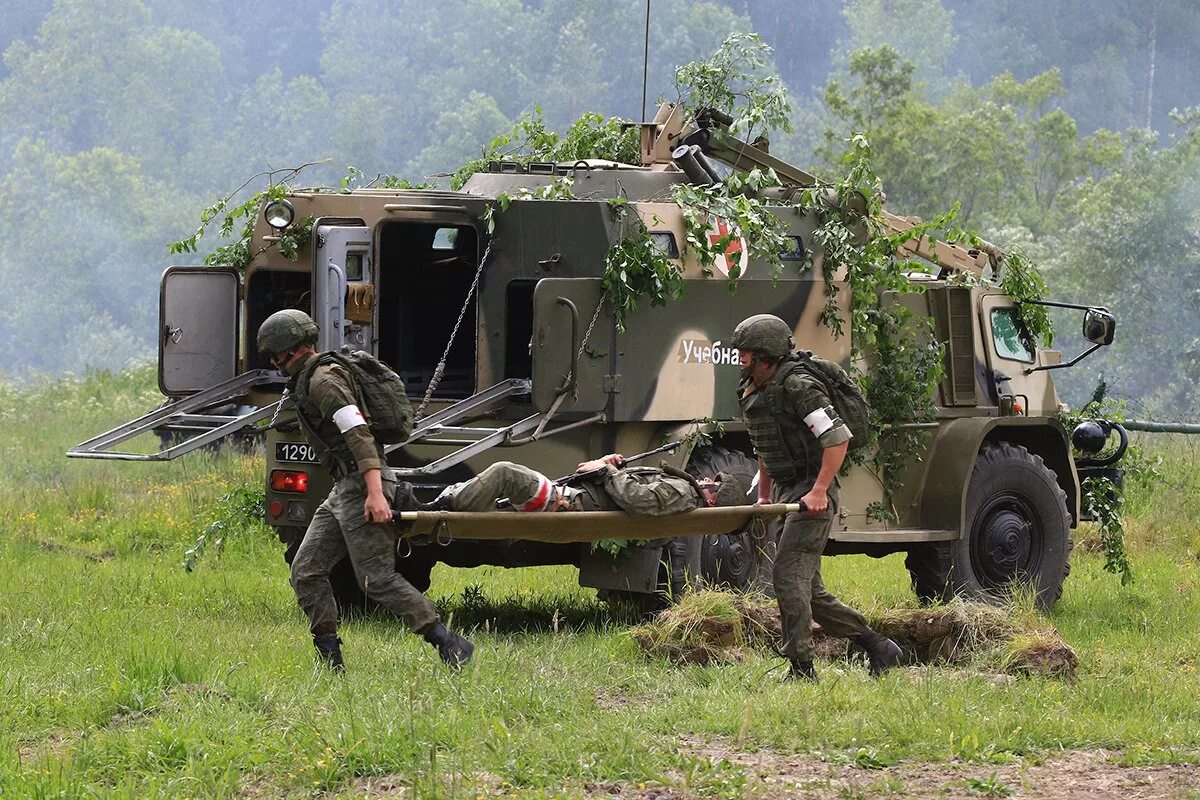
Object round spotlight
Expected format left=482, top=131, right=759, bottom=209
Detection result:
left=264, top=199, right=295, bottom=230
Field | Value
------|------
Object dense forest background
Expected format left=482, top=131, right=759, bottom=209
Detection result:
left=1, top=0, right=1197, bottom=416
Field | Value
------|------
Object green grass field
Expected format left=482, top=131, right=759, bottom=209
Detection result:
left=1, top=368, right=1198, bottom=798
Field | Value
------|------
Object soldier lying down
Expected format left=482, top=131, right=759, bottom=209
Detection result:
left=396, top=454, right=752, bottom=516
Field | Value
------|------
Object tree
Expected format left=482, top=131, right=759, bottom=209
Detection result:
left=839, top=0, right=957, bottom=94
left=821, top=48, right=1118, bottom=234
left=0, top=141, right=171, bottom=374
left=1049, top=115, right=1200, bottom=414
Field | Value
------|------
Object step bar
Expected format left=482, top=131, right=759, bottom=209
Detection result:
left=67, top=369, right=283, bottom=461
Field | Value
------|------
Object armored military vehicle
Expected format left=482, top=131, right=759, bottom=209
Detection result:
left=70, top=103, right=1118, bottom=609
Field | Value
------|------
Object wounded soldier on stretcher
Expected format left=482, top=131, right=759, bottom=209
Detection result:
left=397, top=455, right=753, bottom=516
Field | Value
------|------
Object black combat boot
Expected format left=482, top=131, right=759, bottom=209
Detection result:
left=313, top=634, right=345, bottom=672
left=391, top=482, right=419, bottom=531
left=422, top=622, right=474, bottom=669
left=855, top=629, right=902, bottom=677
left=787, top=659, right=818, bottom=683
left=391, top=482, right=419, bottom=512
left=417, top=494, right=454, bottom=513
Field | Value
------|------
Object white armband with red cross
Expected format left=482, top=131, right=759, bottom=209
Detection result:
left=332, top=404, right=368, bottom=433
left=803, top=406, right=837, bottom=437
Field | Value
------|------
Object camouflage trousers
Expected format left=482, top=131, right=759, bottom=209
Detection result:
left=438, top=461, right=557, bottom=512
left=291, top=468, right=439, bottom=637
left=771, top=479, right=869, bottom=662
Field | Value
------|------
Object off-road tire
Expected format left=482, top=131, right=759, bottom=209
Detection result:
left=687, top=446, right=759, bottom=590
left=906, top=442, right=1072, bottom=610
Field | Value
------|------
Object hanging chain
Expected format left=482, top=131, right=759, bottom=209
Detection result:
left=567, top=294, right=607, bottom=394
left=415, top=238, right=494, bottom=420
left=267, top=387, right=291, bottom=428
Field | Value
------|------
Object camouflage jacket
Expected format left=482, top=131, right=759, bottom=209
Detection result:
left=291, top=352, right=385, bottom=478
left=578, top=465, right=701, bottom=515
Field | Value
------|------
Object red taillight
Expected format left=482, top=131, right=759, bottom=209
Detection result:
left=267, top=500, right=284, bottom=518
left=271, top=470, right=309, bottom=493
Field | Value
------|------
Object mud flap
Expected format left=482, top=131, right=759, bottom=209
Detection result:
left=578, top=545, right=663, bottom=593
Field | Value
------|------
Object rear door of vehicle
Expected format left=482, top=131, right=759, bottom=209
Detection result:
left=531, top=278, right=609, bottom=413
left=159, top=266, right=239, bottom=396
left=312, top=223, right=374, bottom=353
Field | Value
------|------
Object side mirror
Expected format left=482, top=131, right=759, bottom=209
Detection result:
left=1082, top=308, right=1115, bottom=346
left=1025, top=301, right=1116, bottom=373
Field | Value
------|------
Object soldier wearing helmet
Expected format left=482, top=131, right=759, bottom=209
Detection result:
left=731, top=314, right=900, bottom=682
left=256, top=309, right=473, bottom=671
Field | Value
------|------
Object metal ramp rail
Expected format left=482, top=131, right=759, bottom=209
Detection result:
left=69, top=374, right=592, bottom=476
left=67, top=369, right=283, bottom=461
left=387, top=378, right=561, bottom=478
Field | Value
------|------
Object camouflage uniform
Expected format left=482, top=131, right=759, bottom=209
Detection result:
left=437, top=461, right=703, bottom=515
left=740, top=358, right=870, bottom=664
left=290, top=353, right=438, bottom=637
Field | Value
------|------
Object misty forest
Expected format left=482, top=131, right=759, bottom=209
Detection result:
left=1, top=0, right=1198, bottom=417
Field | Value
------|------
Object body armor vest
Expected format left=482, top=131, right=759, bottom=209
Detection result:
left=739, top=356, right=824, bottom=483
left=291, top=357, right=361, bottom=478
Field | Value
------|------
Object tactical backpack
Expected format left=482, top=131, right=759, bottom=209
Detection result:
left=793, top=351, right=872, bottom=452
left=305, top=349, right=414, bottom=444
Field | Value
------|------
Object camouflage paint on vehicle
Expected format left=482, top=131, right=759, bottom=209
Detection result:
left=78, top=103, right=1113, bottom=606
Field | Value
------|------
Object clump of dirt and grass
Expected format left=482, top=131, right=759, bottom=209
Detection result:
left=631, top=590, right=1078, bottom=678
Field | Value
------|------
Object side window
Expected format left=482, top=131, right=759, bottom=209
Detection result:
left=649, top=231, right=680, bottom=258
left=431, top=227, right=458, bottom=251
left=780, top=235, right=806, bottom=262
left=990, top=308, right=1034, bottom=362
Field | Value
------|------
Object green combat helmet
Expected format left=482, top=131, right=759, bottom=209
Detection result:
left=731, top=314, right=794, bottom=359
left=257, top=309, right=319, bottom=357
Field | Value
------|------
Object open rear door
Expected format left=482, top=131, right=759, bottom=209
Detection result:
left=72, top=265, right=279, bottom=461
left=159, top=266, right=240, bottom=396
left=312, top=223, right=373, bottom=353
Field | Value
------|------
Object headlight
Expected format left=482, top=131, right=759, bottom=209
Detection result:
left=264, top=199, right=295, bottom=230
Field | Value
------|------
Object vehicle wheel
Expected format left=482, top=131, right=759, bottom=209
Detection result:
left=906, top=442, right=1072, bottom=610
left=687, top=446, right=758, bottom=590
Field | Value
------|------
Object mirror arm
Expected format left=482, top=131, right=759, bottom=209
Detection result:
left=1025, top=342, right=1103, bottom=374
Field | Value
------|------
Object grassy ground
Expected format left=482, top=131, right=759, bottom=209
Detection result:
left=1, top=368, right=1198, bottom=798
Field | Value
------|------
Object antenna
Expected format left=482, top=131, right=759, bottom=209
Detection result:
left=641, top=0, right=651, bottom=122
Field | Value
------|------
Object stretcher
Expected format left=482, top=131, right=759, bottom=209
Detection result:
left=392, top=503, right=803, bottom=544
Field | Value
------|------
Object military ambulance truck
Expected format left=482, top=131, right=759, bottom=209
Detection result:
left=70, top=103, right=1119, bottom=609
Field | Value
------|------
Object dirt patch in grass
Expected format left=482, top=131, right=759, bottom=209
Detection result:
left=341, top=771, right=505, bottom=798
left=581, top=735, right=1200, bottom=799
left=672, top=735, right=1200, bottom=799
left=17, top=735, right=70, bottom=765
left=631, top=592, right=1077, bottom=679
left=35, top=540, right=115, bottom=562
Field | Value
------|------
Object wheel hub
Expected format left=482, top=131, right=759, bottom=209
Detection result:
left=973, top=496, right=1040, bottom=587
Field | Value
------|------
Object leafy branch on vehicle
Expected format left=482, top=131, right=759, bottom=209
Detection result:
left=671, top=168, right=790, bottom=291
left=602, top=200, right=683, bottom=333
left=453, top=110, right=639, bottom=190
left=481, top=176, right=577, bottom=233
left=1060, top=381, right=1160, bottom=584
left=674, top=32, right=792, bottom=139
left=168, top=161, right=328, bottom=271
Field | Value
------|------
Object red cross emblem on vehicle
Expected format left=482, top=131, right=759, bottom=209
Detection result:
left=705, top=216, right=749, bottom=278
